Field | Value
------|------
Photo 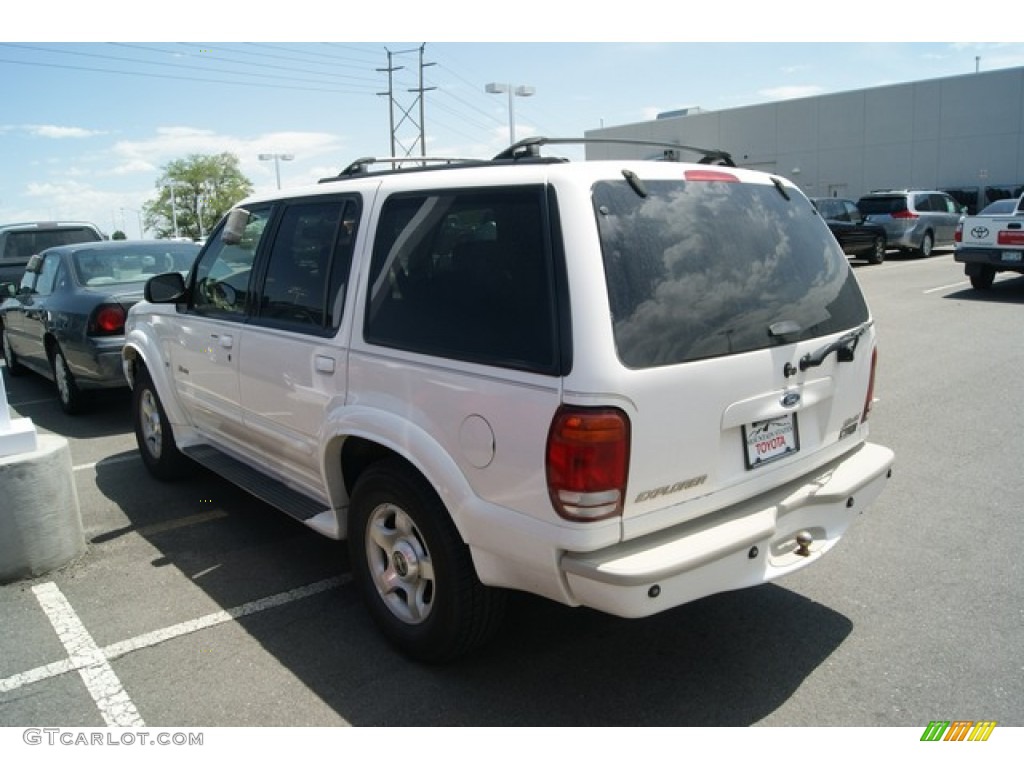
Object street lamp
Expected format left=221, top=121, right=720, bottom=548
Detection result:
left=485, top=82, right=535, bottom=145
left=258, top=153, right=294, bottom=189
left=120, top=207, right=143, bottom=239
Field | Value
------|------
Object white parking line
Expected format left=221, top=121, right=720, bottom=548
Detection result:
left=924, top=280, right=969, bottom=294
left=73, top=453, right=140, bottom=472
left=0, top=576, right=348, bottom=711
left=30, top=582, right=145, bottom=727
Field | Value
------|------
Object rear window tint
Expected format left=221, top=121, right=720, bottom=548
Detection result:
left=595, top=178, right=869, bottom=369
left=2, top=227, right=101, bottom=260
left=364, top=187, right=558, bottom=373
left=856, top=196, right=907, bottom=215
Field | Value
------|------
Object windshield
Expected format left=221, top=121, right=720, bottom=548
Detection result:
left=594, top=178, right=869, bottom=369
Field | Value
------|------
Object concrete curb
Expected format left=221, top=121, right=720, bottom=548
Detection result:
left=0, top=433, right=84, bottom=584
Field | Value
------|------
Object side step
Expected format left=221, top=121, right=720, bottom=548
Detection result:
left=182, top=444, right=325, bottom=523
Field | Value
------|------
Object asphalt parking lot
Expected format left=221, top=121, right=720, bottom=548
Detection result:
left=1, top=250, right=1023, bottom=734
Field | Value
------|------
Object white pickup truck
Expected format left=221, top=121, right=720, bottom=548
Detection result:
left=954, top=195, right=1024, bottom=289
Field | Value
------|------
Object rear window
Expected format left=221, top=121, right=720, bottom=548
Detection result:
left=856, top=196, right=907, bottom=216
left=595, top=178, right=869, bottom=369
left=2, top=227, right=102, bottom=260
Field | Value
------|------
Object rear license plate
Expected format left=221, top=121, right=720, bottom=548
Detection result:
left=1001, top=251, right=1022, bottom=262
left=744, top=414, right=799, bottom=469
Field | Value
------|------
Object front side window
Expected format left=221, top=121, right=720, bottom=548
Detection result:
left=594, top=178, right=869, bottom=369
left=192, top=205, right=273, bottom=317
left=33, top=253, right=62, bottom=296
left=253, top=198, right=358, bottom=333
left=364, top=187, right=557, bottom=373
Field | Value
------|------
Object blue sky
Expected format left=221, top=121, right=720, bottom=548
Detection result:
left=5, top=5, right=1024, bottom=237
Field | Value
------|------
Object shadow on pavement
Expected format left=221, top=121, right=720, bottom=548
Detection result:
left=88, top=452, right=853, bottom=727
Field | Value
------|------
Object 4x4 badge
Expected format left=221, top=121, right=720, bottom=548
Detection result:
left=781, top=392, right=801, bottom=408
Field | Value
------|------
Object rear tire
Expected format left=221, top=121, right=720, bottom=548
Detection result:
left=970, top=266, right=996, bottom=290
left=866, top=236, right=886, bottom=264
left=52, top=345, right=85, bottom=414
left=133, top=365, right=191, bottom=480
left=348, top=458, right=506, bottom=663
left=917, top=231, right=934, bottom=258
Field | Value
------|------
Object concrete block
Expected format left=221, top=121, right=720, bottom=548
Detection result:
left=0, top=433, right=84, bottom=583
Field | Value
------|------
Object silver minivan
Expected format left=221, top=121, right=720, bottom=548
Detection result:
left=856, top=190, right=965, bottom=257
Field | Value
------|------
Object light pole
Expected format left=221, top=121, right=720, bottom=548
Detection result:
left=258, top=153, right=294, bottom=189
left=121, top=207, right=143, bottom=239
left=485, top=82, right=535, bottom=145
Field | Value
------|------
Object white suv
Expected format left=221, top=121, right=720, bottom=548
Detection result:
left=123, top=139, right=894, bottom=662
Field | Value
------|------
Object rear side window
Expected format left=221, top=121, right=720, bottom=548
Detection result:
left=364, top=187, right=557, bottom=373
left=595, top=178, right=869, bottom=369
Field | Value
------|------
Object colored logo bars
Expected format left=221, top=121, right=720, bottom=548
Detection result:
left=920, top=721, right=997, bottom=742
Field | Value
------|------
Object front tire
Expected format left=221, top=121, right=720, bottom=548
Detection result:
left=349, top=458, right=506, bottom=663
left=2, top=328, right=25, bottom=376
left=52, top=345, right=85, bottom=414
left=133, top=365, right=190, bottom=480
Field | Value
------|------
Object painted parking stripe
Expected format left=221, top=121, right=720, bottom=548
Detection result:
left=31, top=582, right=145, bottom=727
left=0, top=576, right=348, bottom=700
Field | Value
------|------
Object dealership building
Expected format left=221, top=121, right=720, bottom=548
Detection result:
left=584, top=65, right=1024, bottom=213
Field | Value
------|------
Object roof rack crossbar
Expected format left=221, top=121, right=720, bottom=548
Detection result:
left=491, top=136, right=735, bottom=167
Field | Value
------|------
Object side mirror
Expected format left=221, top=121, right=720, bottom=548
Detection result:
left=221, top=208, right=250, bottom=246
left=144, top=271, right=187, bottom=303
left=25, top=254, right=43, bottom=273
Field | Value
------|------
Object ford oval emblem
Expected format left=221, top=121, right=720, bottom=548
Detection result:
left=781, top=392, right=801, bottom=408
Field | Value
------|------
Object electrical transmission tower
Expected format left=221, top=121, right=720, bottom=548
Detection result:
left=378, top=44, right=436, bottom=162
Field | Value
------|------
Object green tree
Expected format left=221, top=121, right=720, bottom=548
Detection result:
left=143, top=153, right=253, bottom=241
left=111, top=230, right=127, bottom=240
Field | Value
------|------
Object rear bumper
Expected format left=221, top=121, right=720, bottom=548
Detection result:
left=955, top=247, right=1024, bottom=271
left=560, top=441, right=894, bottom=618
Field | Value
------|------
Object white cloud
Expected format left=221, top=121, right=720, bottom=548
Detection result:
left=29, top=125, right=107, bottom=139
left=758, top=85, right=825, bottom=101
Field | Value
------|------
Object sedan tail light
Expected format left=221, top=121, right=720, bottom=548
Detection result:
left=88, top=304, right=127, bottom=336
left=546, top=406, right=630, bottom=521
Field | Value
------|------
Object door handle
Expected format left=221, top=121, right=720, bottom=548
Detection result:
left=212, top=334, right=233, bottom=348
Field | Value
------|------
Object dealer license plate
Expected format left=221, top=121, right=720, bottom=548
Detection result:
left=1001, top=251, right=1022, bottom=262
left=743, top=414, right=799, bottom=469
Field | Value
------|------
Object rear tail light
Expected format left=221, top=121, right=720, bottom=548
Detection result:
left=546, top=406, right=630, bottom=521
left=997, top=230, right=1024, bottom=246
left=955, top=222, right=963, bottom=243
left=890, top=210, right=918, bottom=219
left=89, top=304, right=126, bottom=336
left=861, top=347, right=878, bottom=423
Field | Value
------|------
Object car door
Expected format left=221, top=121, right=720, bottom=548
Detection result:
left=170, top=205, right=273, bottom=450
left=236, top=196, right=360, bottom=493
left=14, top=252, right=61, bottom=368
left=933, top=193, right=961, bottom=244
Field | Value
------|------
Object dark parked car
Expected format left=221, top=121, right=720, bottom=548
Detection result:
left=0, top=220, right=105, bottom=294
left=810, top=197, right=888, bottom=264
left=1, top=240, right=200, bottom=413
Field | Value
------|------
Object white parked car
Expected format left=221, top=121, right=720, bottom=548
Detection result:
left=123, top=139, right=894, bottom=662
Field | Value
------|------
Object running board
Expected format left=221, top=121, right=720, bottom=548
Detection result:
left=182, top=444, right=325, bottom=523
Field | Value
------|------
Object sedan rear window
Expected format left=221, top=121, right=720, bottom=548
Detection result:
left=594, top=178, right=869, bottom=369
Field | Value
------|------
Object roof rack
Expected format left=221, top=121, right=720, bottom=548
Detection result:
left=491, top=136, right=735, bottom=166
left=319, top=136, right=735, bottom=184
left=320, top=155, right=488, bottom=183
